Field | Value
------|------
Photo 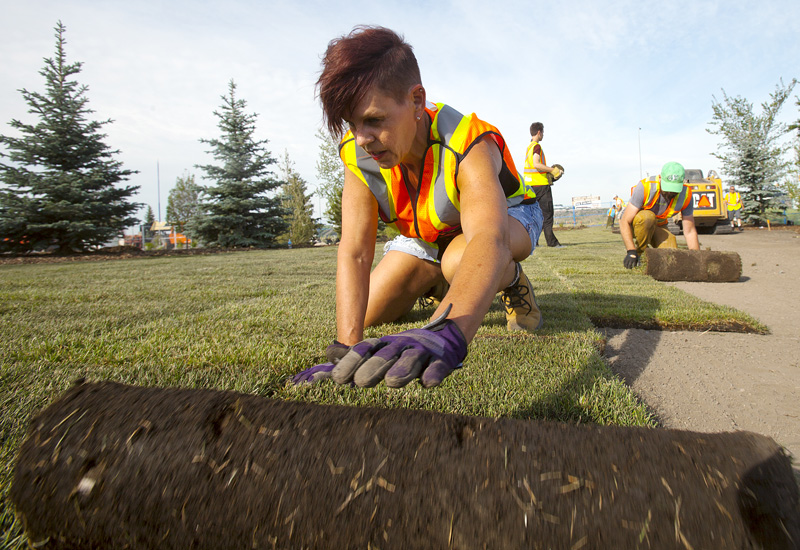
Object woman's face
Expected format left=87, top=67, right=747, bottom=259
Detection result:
left=345, top=85, right=422, bottom=169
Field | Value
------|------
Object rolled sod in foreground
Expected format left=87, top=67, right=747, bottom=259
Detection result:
left=645, top=248, right=742, bottom=282
left=12, top=382, right=799, bottom=549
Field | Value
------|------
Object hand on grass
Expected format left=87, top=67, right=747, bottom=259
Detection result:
left=292, top=362, right=336, bottom=384
left=291, top=340, right=351, bottom=384
left=623, top=250, right=640, bottom=269
left=295, top=307, right=467, bottom=388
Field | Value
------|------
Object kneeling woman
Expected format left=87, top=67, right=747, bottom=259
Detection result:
left=294, top=26, right=543, bottom=388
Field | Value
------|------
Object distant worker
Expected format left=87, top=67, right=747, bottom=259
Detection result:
left=619, top=162, right=699, bottom=269
left=614, top=194, right=626, bottom=210
left=724, top=185, right=743, bottom=231
left=605, top=202, right=621, bottom=229
left=523, top=122, right=564, bottom=248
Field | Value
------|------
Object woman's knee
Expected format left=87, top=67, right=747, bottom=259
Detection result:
left=440, top=235, right=467, bottom=282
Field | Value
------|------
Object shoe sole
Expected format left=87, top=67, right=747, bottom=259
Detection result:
left=507, top=315, right=544, bottom=332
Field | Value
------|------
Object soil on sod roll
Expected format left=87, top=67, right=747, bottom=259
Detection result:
left=645, top=248, right=742, bottom=282
left=12, top=381, right=800, bottom=549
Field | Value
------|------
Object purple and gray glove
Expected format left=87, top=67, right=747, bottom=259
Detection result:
left=291, top=340, right=357, bottom=384
left=293, top=306, right=467, bottom=388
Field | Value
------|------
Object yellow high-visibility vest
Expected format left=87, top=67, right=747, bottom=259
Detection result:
left=339, top=102, right=536, bottom=245
left=631, top=178, right=693, bottom=226
left=523, top=140, right=550, bottom=187
left=725, top=191, right=742, bottom=211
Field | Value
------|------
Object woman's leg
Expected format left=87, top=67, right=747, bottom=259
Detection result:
left=364, top=251, right=443, bottom=327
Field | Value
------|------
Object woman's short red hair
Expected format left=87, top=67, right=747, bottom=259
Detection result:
left=317, top=26, right=421, bottom=136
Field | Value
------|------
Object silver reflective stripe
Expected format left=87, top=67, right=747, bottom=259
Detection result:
left=646, top=184, right=690, bottom=216
left=429, top=105, right=465, bottom=229
left=432, top=104, right=464, bottom=144
left=350, top=146, right=395, bottom=223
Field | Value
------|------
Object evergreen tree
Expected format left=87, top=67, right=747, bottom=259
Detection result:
left=707, top=79, right=797, bottom=224
left=143, top=205, right=155, bottom=244
left=315, top=129, right=344, bottom=238
left=784, top=99, right=800, bottom=208
left=0, top=22, right=140, bottom=253
left=144, top=205, right=156, bottom=226
left=191, top=80, right=286, bottom=247
left=166, top=171, right=202, bottom=243
left=781, top=139, right=800, bottom=209
left=279, top=151, right=316, bottom=246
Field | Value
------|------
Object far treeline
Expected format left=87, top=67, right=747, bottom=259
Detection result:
left=1, top=23, right=799, bottom=253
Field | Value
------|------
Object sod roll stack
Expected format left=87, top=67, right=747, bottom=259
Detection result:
left=12, top=381, right=800, bottom=549
left=645, top=248, right=742, bottom=282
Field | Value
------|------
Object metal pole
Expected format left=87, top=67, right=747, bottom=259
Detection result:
left=157, top=161, right=162, bottom=222
left=638, top=128, right=643, bottom=181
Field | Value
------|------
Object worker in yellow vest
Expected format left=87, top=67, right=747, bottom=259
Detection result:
left=292, top=26, right=545, bottom=389
left=724, top=185, right=743, bottom=231
left=620, top=162, right=700, bottom=268
left=523, top=122, right=563, bottom=248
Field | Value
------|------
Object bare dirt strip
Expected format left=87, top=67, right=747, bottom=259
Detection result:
left=602, top=227, right=800, bottom=480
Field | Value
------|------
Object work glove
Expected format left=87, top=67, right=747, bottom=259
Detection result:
left=551, top=164, right=564, bottom=182
left=325, top=340, right=351, bottom=364
left=291, top=362, right=336, bottom=384
left=290, top=340, right=356, bottom=384
left=623, top=250, right=640, bottom=269
left=333, top=306, right=467, bottom=388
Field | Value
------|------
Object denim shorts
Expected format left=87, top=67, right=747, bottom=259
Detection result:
left=383, top=201, right=544, bottom=262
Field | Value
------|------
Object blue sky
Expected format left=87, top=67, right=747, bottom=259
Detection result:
left=1, top=0, right=798, bottom=224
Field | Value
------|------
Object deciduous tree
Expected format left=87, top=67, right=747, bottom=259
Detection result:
left=279, top=151, right=316, bottom=246
left=166, top=171, right=202, bottom=243
left=315, top=129, right=343, bottom=238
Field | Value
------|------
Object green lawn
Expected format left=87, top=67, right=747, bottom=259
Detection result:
left=0, top=227, right=766, bottom=546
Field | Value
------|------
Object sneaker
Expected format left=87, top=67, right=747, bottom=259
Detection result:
left=500, top=264, right=543, bottom=332
left=418, top=279, right=449, bottom=309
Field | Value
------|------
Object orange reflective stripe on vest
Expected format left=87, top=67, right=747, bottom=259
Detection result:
left=339, top=102, right=535, bottom=243
left=635, top=178, right=692, bottom=225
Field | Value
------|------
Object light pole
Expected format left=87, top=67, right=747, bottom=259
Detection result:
left=157, top=161, right=162, bottom=222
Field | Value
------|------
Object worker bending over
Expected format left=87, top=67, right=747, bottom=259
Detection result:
left=620, top=161, right=699, bottom=269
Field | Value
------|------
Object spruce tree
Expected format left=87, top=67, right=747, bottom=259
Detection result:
left=192, top=80, right=286, bottom=247
left=143, top=205, right=155, bottom=244
left=279, top=151, right=316, bottom=246
left=785, top=100, right=800, bottom=208
left=0, top=21, right=140, bottom=253
left=707, top=79, right=797, bottom=224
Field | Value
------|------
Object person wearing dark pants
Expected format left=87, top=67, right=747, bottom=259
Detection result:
left=531, top=183, right=559, bottom=247
left=523, top=122, right=563, bottom=248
